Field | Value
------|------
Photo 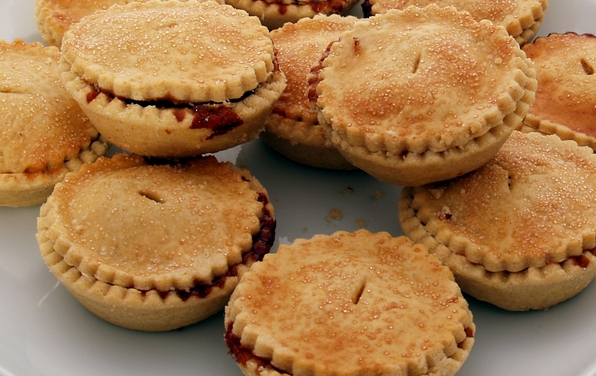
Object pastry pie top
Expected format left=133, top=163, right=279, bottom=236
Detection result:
left=363, top=0, right=548, bottom=44
left=0, top=40, right=106, bottom=206
left=34, top=0, right=133, bottom=47
left=403, top=131, right=596, bottom=273
left=43, top=153, right=273, bottom=292
left=226, top=230, right=474, bottom=376
left=310, top=6, right=535, bottom=156
left=522, top=32, right=596, bottom=148
left=60, top=0, right=275, bottom=103
left=270, top=14, right=359, bottom=127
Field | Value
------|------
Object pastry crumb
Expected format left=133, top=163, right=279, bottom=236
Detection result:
left=356, top=217, right=366, bottom=228
left=329, top=208, right=343, bottom=220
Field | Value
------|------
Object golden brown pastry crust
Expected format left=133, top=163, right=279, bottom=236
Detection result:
left=362, top=0, right=549, bottom=46
left=262, top=14, right=359, bottom=170
left=225, top=230, right=475, bottom=376
left=0, top=40, right=108, bottom=207
left=34, top=0, right=133, bottom=47
left=37, top=153, right=276, bottom=331
left=223, top=0, right=360, bottom=30
left=59, top=0, right=286, bottom=157
left=309, top=6, right=537, bottom=186
left=522, top=32, right=596, bottom=150
left=398, top=131, right=596, bottom=310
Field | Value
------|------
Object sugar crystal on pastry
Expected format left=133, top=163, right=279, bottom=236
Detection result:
left=37, top=153, right=276, bottom=331
left=59, top=0, right=286, bottom=157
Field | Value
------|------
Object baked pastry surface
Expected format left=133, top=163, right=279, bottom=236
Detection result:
left=398, top=131, right=596, bottom=311
left=0, top=40, right=108, bottom=207
left=34, top=0, right=133, bottom=47
left=308, top=6, right=537, bottom=186
left=362, top=0, right=549, bottom=46
left=224, top=0, right=360, bottom=29
left=59, top=0, right=286, bottom=157
left=37, top=153, right=276, bottom=331
left=261, top=14, right=358, bottom=170
left=225, top=229, right=475, bottom=376
left=522, top=32, right=596, bottom=150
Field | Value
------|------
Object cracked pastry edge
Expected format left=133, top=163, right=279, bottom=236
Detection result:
left=60, top=68, right=286, bottom=157
left=398, top=186, right=596, bottom=311
left=223, top=0, right=361, bottom=29
left=60, top=0, right=274, bottom=103
left=0, top=134, right=109, bottom=207
left=224, top=230, right=475, bottom=376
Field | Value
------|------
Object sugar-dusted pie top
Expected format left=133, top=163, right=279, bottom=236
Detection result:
left=523, top=33, right=596, bottom=139
left=270, top=14, right=359, bottom=125
left=34, top=0, right=133, bottom=47
left=407, top=131, right=596, bottom=273
left=60, top=0, right=275, bottom=103
left=47, top=153, right=269, bottom=291
left=227, top=230, right=474, bottom=375
left=365, top=0, right=548, bottom=42
left=0, top=40, right=98, bottom=174
left=313, top=6, right=535, bottom=155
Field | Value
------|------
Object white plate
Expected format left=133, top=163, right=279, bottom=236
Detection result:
left=1, top=1, right=596, bottom=375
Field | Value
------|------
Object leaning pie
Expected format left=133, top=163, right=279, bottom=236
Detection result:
left=308, top=6, right=537, bottom=186
left=522, top=32, right=596, bottom=150
left=362, top=0, right=549, bottom=46
left=399, top=131, right=596, bottom=311
left=0, top=40, right=108, bottom=207
left=59, top=0, right=286, bottom=158
left=36, top=153, right=276, bottom=331
left=260, top=14, right=358, bottom=170
left=225, top=230, right=475, bottom=376
left=34, top=0, right=133, bottom=48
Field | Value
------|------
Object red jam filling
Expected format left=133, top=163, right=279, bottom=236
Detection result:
left=85, top=88, right=251, bottom=138
left=147, top=192, right=275, bottom=301
left=225, top=322, right=474, bottom=372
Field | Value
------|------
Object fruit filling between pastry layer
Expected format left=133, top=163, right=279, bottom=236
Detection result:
left=84, top=87, right=260, bottom=138
left=224, top=322, right=475, bottom=375
left=110, top=192, right=275, bottom=301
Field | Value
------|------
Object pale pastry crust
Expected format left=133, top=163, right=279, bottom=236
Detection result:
left=225, top=230, right=475, bottom=376
left=309, top=6, right=537, bottom=186
left=224, top=0, right=360, bottom=30
left=0, top=40, right=109, bottom=207
left=262, top=15, right=359, bottom=170
left=362, top=0, right=549, bottom=46
left=37, top=153, right=276, bottom=331
left=34, top=0, right=133, bottom=47
left=522, top=32, right=596, bottom=151
left=60, top=0, right=286, bottom=157
left=398, top=131, right=596, bottom=311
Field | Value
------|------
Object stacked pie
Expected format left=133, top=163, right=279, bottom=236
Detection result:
left=399, top=131, right=596, bottom=311
left=59, top=0, right=286, bottom=158
left=308, top=5, right=537, bottom=186
left=37, top=154, right=276, bottom=331
left=225, top=230, right=475, bottom=375
left=261, top=14, right=359, bottom=170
